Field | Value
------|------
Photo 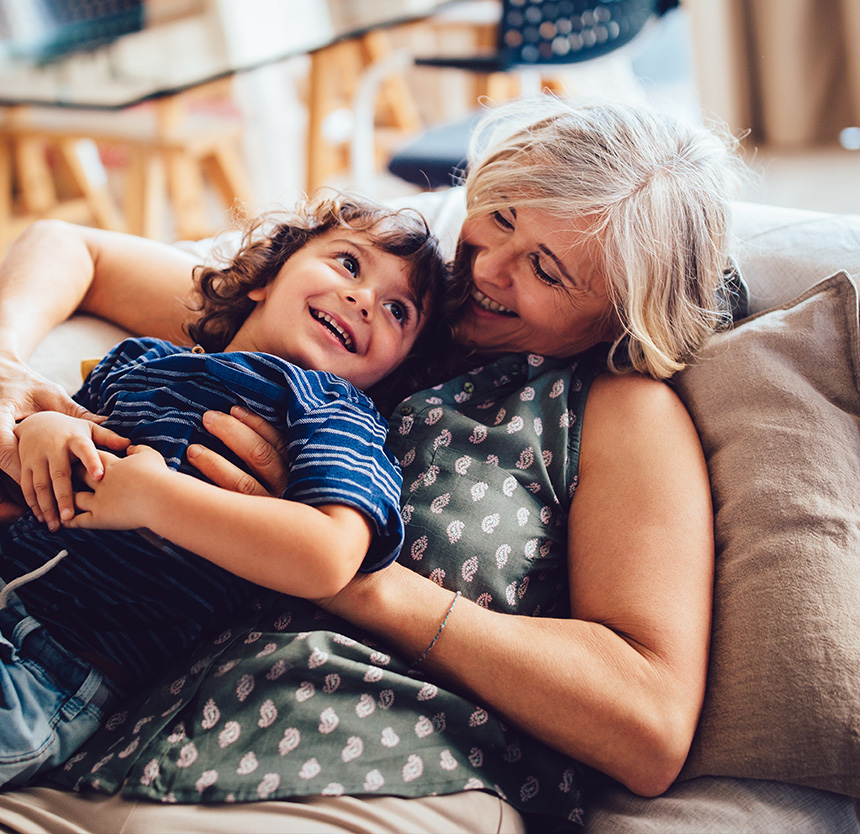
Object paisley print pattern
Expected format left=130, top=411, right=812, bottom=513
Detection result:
left=48, top=350, right=606, bottom=827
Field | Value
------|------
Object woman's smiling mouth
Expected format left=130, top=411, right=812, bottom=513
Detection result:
left=471, top=289, right=517, bottom=317
left=311, top=308, right=356, bottom=352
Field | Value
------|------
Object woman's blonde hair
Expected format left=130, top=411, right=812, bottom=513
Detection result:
left=463, top=97, right=745, bottom=379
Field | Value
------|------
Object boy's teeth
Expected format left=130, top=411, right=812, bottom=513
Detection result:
left=313, top=310, right=355, bottom=352
left=472, top=289, right=515, bottom=316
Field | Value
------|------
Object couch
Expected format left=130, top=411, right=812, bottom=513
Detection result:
left=28, top=191, right=860, bottom=833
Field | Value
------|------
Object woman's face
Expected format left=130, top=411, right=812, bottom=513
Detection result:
left=454, top=206, right=618, bottom=357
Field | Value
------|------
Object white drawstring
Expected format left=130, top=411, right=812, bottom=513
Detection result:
left=0, top=549, right=69, bottom=610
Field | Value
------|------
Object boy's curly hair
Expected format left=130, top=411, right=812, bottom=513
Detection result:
left=185, top=192, right=456, bottom=412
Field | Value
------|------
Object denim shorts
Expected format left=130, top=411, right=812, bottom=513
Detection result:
left=0, top=589, right=121, bottom=790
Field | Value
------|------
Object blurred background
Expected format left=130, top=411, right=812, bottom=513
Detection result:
left=1, top=0, right=859, bottom=251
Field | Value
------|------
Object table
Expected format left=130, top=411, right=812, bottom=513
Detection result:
left=0, top=0, right=461, bottom=246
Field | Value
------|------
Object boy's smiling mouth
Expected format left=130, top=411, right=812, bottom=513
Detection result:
left=311, top=308, right=356, bottom=352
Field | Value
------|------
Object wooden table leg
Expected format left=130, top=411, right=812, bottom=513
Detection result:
left=0, top=135, right=14, bottom=250
left=202, top=140, right=253, bottom=221
left=307, top=43, right=353, bottom=194
left=359, top=29, right=422, bottom=134
left=124, top=146, right=166, bottom=238
left=13, top=135, right=57, bottom=215
left=54, top=137, right=123, bottom=231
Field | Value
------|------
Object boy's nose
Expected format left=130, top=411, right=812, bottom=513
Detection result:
left=346, top=290, right=374, bottom=319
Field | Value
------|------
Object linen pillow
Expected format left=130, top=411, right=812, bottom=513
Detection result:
left=673, top=270, right=860, bottom=796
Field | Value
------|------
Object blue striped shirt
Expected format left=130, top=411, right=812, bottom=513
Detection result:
left=1, top=338, right=403, bottom=685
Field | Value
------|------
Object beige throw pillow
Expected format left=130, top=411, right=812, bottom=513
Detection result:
left=674, top=271, right=860, bottom=796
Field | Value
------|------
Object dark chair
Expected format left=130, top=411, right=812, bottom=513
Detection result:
left=387, top=0, right=680, bottom=189
left=0, top=0, right=144, bottom=65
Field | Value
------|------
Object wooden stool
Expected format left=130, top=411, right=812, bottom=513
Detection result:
left=0, top=80, right=253, bottom=250
left=0, top=106, right=124, bottom=251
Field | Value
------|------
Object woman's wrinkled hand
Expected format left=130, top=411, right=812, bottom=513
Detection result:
left=0, top=351, right=103, bottom=521
left=187, top=406, right=289, bottom=497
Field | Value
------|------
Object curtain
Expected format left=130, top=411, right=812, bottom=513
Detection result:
left=687, top=0, right=860, bottom=148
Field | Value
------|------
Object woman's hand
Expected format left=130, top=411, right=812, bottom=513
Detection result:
left=0, top=352, right=103, bottom=469
left=68, top=445, right=171, bottom=531
left=0, top=353, right=104, bottom=522
left=15, top=411, right=129, bottom=530
left=187, top=406, right=290, bottom=497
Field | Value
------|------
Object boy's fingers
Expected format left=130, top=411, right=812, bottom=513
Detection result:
left=19, top=472, right=43, bottom=523
left=68, top=437, right=104, bottom=480
left=47, top=458, right=77, bottom=523
left=76, top=466, right=101, bottom=491
left=65, top=496, right=93, bottom=529
left=76, top=449, right=120, bottom=490
left=91, top=424, right=130, bottom=451
left=32, top=463, right=61, bottom=530
left=73, top=491, right=93, bottom=513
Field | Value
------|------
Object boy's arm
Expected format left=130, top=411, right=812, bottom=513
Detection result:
left=69, top=446, right=373, bottom=598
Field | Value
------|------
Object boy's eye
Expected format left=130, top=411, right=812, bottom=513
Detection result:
left=383, top=301, right=410, bottom=325
left=492, top=209, right=515, bottom=231
left=335, top=253, right=359, bottom=276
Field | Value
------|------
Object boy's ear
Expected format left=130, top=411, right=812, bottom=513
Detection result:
left=248, top=286, right=267, bottom=301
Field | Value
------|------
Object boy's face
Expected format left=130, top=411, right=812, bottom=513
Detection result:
left=230, top=228, right=425, bottom=390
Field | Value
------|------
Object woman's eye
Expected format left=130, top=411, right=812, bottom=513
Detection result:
left=335, top=253, right=359, bottom=276
left=384, top=301, right=409, bottom=325
left=492, top=210, right=515, bottom=231
left=529, top=254, right=560, bottom=287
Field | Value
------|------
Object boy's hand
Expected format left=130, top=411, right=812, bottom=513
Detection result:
left=15, top=412, right=130, bottom=530
left=68, top=444, right=171, bottom=531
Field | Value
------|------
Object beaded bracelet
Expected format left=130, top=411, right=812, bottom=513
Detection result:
left=411, top=591, right=461, bottom=670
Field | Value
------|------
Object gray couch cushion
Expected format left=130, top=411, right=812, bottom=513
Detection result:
left=584, top=777, right=860, bottom=833
left=673, top=271, right=860, bottom=796
left=731, top=201, right=860, bottom=313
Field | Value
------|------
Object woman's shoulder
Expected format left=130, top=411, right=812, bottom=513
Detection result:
left=583, top=372, right=695, bottom=445
left=589, top=371, right=681, bottom=405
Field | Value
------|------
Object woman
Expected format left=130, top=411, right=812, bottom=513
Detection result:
left=0, top=98, right=740, bottom=832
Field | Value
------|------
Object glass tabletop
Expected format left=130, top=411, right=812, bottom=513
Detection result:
left=0, top=0, right=461, bottom=110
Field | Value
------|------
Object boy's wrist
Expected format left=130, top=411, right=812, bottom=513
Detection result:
left=134, top=465, right=187, bottom=535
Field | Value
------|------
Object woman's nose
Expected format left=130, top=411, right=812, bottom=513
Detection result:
left=473, top=245, right=514, bottom=289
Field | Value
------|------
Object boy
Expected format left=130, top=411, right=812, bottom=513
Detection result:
left=0, top=193, right=451, bottom=788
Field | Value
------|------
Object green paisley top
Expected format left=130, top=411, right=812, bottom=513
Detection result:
left=49, top=348, right=606, bottom=827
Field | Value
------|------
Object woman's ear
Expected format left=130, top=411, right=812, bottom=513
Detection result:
left=248, top=286, right=267, bottom=302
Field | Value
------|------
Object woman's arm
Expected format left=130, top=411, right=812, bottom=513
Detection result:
left=69, top=444, right=372, bottom=599
left=0, top=221, right=199, bottom=482
left=0, top=219, right=199, bottom=350
left=316, top=374, right=714, bottom=797
left=189, top=377, right=714, bottom=795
